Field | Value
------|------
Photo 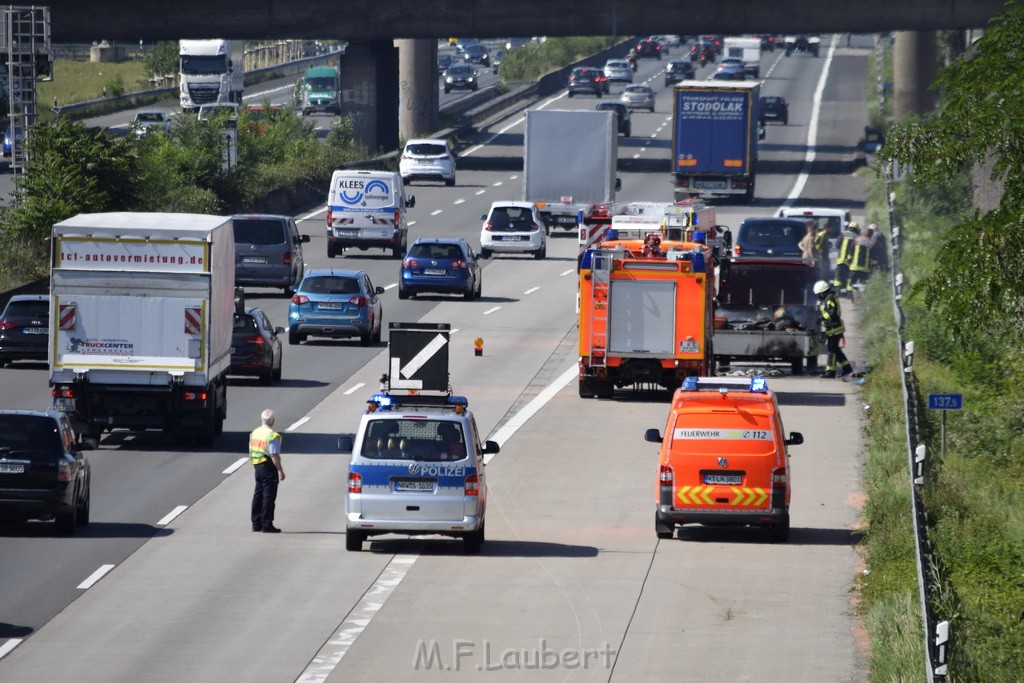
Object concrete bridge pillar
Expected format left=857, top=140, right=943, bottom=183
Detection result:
left=339, top=40, right=399, bottom=153
left=893, top=31, right=937, bottom=118
left=396, top=38, right=438, bottom=140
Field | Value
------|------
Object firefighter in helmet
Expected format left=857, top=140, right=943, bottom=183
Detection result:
left=813, top=280, right=853, bottom=378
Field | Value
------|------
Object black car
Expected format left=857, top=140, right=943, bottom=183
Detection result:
left=567, top=67, right=606, bottom=98
left=0, top=410, right=94, bottom=535
left=437, top=53, right=454, bottom=77
left=230, top=306, right=284, bottom=385
left=760, top=95, right=789, bottom=125
left=733, top=218, right=808, bottom=259
left=0, top=294, right=49, bottom=367
left=785, top=35, right=820, bottom=57
left=443, top=64, right=478, bottom=93
left=634, top=38, right=662, bottom=59
left=664, top=60, right=695, bottom=86
left=463, top=44, right=490, bottom=67
left=596, top=102, right=632, bottom=137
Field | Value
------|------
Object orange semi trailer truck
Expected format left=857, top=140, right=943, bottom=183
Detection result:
left=578, top=233, right=715, bottom=398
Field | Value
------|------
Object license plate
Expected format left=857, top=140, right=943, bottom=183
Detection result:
left=318, top=302, right=343, bottom=310
left=23, top=327, right=47, bottom=335
left=242, top=256, right=266, bottom=264
left=394, top=480, right=434, bottom=492
left=501, top=236, right=525, bottom=242
left=696, top=180, right=728, bottom=190
left=554, top=216, right=577, bottom=225
left=704, top=474, right=742, bottom=485
left=679, top=341, right=700, bottom=353
left=423, top=268, right=446, bottom=276
left=53, top=398, right=75, bottom=412
left=0, top=463, right=25, bottom=474
left=335, top=229, right=359, bottom=237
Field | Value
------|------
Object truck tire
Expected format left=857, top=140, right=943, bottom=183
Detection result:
left=594, top=379, right=614, bottom=399
left=745, top=181, right=756, bottom=203
left=197, top=402, right=217, bottom=447
left=790, top=357, right=804, bottom=375
left=806, top=355, right=819, bottom=369
left=578, top=378, right=595, bottom=398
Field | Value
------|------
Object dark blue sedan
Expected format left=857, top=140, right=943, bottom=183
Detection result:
left=399, top=238, right=482, bottom=300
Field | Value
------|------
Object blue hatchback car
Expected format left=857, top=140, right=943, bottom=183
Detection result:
left=288, top=269, right=384, bottom=346
left=399, top=238, right=482, bottom=300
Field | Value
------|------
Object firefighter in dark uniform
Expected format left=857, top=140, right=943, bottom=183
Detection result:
left=813, top=280, right=853, bottom=378
left=832, top=223, right=859, bottom=294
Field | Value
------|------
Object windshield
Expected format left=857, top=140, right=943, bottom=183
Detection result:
left=181, top=54, right=227, bottom=75
left=406, top=143, right=447, bottom=157
left=3, top=300, right=48, bottom=317
left=488, top=207, right=536, bottom=232
left=448, top=66, right=473, bottom=76
left=232, top=313, right=258, bottom=334
left=409, top=243, right=464, bottom=260
left=306, top=76, right=336, bottom=91
left=234, top=219, right=286, bottom=246
left=0, top=415, right=62, bottom=459
left=300, top=276, right=361, bottom=295
left=360, top=419, right=467, bottom=462
left=739, top=220, right=803, bottom=247
left=135, top=113, right=164, bottom=123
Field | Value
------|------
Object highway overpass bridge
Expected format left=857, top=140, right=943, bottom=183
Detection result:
left=39, top=0, right=1008, bottom=150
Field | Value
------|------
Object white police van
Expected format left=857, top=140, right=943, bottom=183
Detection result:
left=337, top=322, right=499, bottom=553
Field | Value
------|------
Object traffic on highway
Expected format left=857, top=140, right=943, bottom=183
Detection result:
left=0, top=34, right=872, bottom=680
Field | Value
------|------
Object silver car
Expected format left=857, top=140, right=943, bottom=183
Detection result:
left=603, top=59, right=633, bottom=83
left=621, top=84, right=656, bottom=113
left=339, top=394, right=500, bottom=554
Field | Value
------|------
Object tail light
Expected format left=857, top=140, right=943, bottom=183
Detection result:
left=403, top=258, right=420, bottom=268
left=242, top=335, right=264, bottom=346
left=733, top=244, right=741, bottom=256
left=393, top=209, right=400, bottom=225
left=348, top=471, right=362, bottom=494
left=483, top=221, right=493, bottom=232
left=464, top=473, right=480, bottom=496
left=348, top=296, right=368, bottom=307
left=291, top=294, right=309, bottom=305
left=183, top=391, right=208, bottom=401
left=659, top=464, right=674, bottom=485
left=772, top=468, right=788, bottom=487
left=58, top=460, right=72, bottom=482
left=531, top=223, right=541, bottom=232
left=283, top=251, right=292, bottom=265
left=0, top=320, right=17, bottom=330
left=52, top=386, right=75, bottom=399
left=451, top=260, right=467, bottom=270
left=326, top=207, right=333, bottom=228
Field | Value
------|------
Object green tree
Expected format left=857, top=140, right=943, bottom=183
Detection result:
left=881, top=2, right=1024, bottom=337
left=144, top=40, right=180, bottom=80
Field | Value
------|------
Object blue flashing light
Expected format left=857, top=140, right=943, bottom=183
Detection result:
left=449, top=395, right=469, bottom=407
left=605, top=228, right=619, bottom=242
left=368, top=393, right=394, bottom=409
left=692, top=230, right=707, bottom=244
left=749, top=377, right=768, bottom=393
left=681, top=376, right=698, bottom=391
left=692, top=214, right=699, bottom=226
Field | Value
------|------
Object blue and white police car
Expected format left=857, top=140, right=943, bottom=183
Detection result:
left=338, top=393, right=499, bottom=553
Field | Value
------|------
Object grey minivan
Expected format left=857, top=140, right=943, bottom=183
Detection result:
left=233, top=214, right=310, bottom=293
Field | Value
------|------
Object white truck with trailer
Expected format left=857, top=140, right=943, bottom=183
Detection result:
left=523, top=109, right=620, bottom=232
left=49, top=213, right=235, bottom=445
left=179, top=39, right=245, bottom=111
left=722, top=36, right=762, bottom=78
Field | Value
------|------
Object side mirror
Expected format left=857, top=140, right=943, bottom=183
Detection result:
left=375, top=286, right=385, bottom=294
left=406, top=195, right=416, bottom=208
left=274, top=326, right=285, bottom=335
left=758, top=125, right=766, bottom=141
left=785, top=432, right=804, bottom=446
left=79, top=438, right=100, bottom=451
left=614, top=177, right=622, bottom=191
left=480, top=214, right=487, bottom=220
left=337, top=434, right=355, bottom=453
left=300, top=234, right=311, bottom=244
left=482, top=440, right=500, bottom=455
left=644, top=428, right=663, bottom=443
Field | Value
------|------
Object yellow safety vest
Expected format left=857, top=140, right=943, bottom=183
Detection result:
left=249, top=425, right=281, bottom=465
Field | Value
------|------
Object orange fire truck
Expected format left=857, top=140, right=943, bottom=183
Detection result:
left=578, top=229, right=715, bottom=398
left=577, top=199, right=718, bottom=266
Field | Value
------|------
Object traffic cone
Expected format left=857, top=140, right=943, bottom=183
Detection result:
left=474, top=337, right=483, bottom=356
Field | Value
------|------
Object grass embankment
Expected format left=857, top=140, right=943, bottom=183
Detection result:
left=499, top=36, right=621, bottom=82
left=857, top=43, right=1024, bottom=676
left=37, top=59, right=148, bottom=107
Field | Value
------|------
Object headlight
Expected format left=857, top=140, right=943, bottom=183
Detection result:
left=468, top=77, right=475, bottom=82
left=446, top=77, right=453, bottom=83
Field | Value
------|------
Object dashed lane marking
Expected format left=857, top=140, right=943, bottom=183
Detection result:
left=430, top=209, right=443, bottom=216
left=343, top=383, right=366, bottom=396
left=483, top=306, right=502, bottom=315
left=0, top=639, right=23, bottom=660
left=524, top=286, right=540, bottom=295
left=560, top=268, right=575, bottom=276
left=286, top=416, right=310, bottom=432
left=77, top=564, right=115, bottom=590
left=156, top=506, right=188, bottom=527
left=223, top=458, right=247, bottom=475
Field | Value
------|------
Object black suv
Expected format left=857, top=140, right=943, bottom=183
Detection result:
left=634, top=39, right=662, bottom=59
left=0, top=410, right=94, bottom=535
left=567, top=67, right=606, bottom=98
left=664, top=60, right=695, bottom=86
left=0, top=294, right=48, bottom=367
left=759, top=96, right=789, bottom=125
left=596, top=102, right=632, bottom=137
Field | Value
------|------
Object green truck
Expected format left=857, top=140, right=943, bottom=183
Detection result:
left=296, top=66, right=341, bottom=115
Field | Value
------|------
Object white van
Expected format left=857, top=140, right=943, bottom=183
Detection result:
left=326, top=170, right=415, bottom=259
left=776, top=207, right=851, bottom=243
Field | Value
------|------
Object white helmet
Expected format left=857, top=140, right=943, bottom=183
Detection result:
left=813, top=280, right=831, bottom=295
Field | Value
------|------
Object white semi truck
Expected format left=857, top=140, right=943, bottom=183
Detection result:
left=523, top=109, right=620, bottom=231
left=49, top=213, right=235, bottom=445
left=179, top=39, right=245, bottom=111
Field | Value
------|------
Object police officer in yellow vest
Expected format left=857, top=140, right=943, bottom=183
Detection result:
left=250, top=409, right=285, bottom=533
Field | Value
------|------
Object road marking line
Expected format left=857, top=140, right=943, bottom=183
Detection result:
left=487, top=363, right=578, bottom=462
left=286, top=416, right=310, bottom=432
left=483, top=306, right=502, bottom=315
left=430, top=209, right=443, bottom=216
left=633, top=153, right=641, bottom=159
left=462, top=115, right=525, bottom=156
left=243, top=84, right=294, bottom=99
left=780, top=35, right=838, bottom=210
left=223, top=458, right=248, bottom=475
left=300, top=207, right=326, bottom=221
left=296, top=554, right=418, bottom=683
left=475, top=189, right=486, bottom=195
left=343, top=382, right=366, bottom=395
left=0, top=639, right=23, bottom=660
left=560, top=268, right=575, bottom=276
left=156, top=505, right=188, bottom=527
left=524, top=286, right=540, bottom=294
left=451, top=328, right=460, bottom=334
left=492, top=181, right=503, bottom=187
left=454, top=198, right=465, bottom=205
left=409, top=221, right=417, bottom=226
left=510, top=174, right=519, bottom=180
left=77, top=564, right=115, bottom=590
left=383, top=283, right=397, bottom=291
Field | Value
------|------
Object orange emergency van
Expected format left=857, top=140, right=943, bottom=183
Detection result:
left=644, top=376, right=803, bottom=542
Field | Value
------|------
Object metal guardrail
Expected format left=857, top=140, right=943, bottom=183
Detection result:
left=876, top=37, right=949, bottom=683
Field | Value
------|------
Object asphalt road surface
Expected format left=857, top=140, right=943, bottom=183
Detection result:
left=0, top=35, right=872, bottom=682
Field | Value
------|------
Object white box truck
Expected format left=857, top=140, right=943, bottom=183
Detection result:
left=49, top=213, right=235, bottom=445
left=523, top=109, right=620, bottom=232
left=722, top=37, right=762, bottom=78
left=179, top=39, right=245, bottom=111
